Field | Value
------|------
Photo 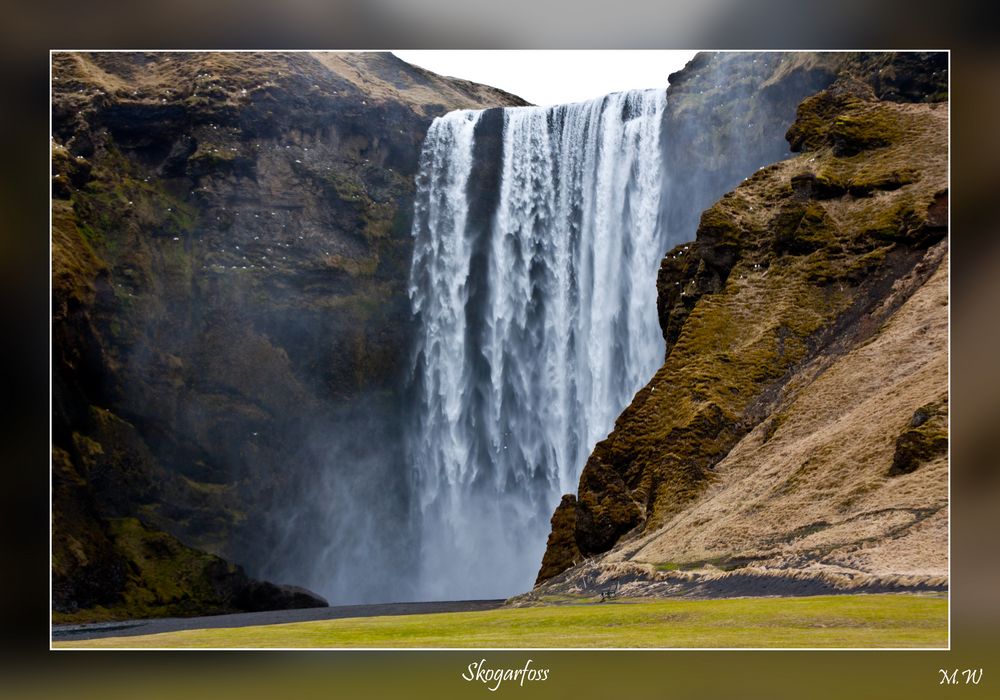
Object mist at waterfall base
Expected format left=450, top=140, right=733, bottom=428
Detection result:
left=249, top=63, right=823, bottom=605
left=252, top=396, right=419, bottom=605
left=407, top=89, right=668, bottom=600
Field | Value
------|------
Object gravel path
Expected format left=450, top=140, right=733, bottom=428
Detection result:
left=52, top=599, right=506, bottom=641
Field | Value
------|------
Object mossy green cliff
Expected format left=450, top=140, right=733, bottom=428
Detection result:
left=660, top=52, right=947, bottom=245
left=51, top=52, right=526, bottom=620
left=537, top=59, right=948, bottom=590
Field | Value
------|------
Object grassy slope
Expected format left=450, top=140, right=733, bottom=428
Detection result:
left=538, top=88, right=948, bottom=587
left=623, top=252, right=948, bottom=578
left=56, top=594, right=946, bottom=649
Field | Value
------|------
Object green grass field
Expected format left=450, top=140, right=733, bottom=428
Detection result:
left=55, top=594, right=947, bottom=649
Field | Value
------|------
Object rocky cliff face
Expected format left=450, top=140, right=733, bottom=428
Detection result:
left=659, top=51, right=947, bottom=246
left=534, top=54, right=948, bottom=597
left=51, top=51, right=526, bottom=620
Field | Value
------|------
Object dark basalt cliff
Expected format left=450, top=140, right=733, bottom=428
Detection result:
left=536, top=52, right=948, bottom=591
left=51, top=51, right=526, bottom=621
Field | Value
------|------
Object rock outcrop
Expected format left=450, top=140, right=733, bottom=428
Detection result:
left=660, top=51, right=947, bottom=246
left=51, top=51, right=526, bottom=620
left=535, top=55, right=948, bottom=597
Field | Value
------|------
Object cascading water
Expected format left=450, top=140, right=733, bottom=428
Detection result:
left=407, top=89, right=668, bottom=600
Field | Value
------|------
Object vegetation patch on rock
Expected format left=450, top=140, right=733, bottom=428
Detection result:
left=889, top=400, right=948, bottom=476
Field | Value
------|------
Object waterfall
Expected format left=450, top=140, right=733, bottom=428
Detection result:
left=407, top=89, right=667, bottom=600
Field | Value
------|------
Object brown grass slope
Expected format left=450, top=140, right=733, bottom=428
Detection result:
left=534, top=76, right=947, bottom=597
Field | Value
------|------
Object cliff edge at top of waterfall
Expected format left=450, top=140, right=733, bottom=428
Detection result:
left=532, top=63, right=948, bottom=600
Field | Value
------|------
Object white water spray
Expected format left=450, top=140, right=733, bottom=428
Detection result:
left=408, top=90, right=667, bottom=599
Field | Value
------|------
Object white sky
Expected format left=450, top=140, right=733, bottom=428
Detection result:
left=393, top=50, right=697, bottom=106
